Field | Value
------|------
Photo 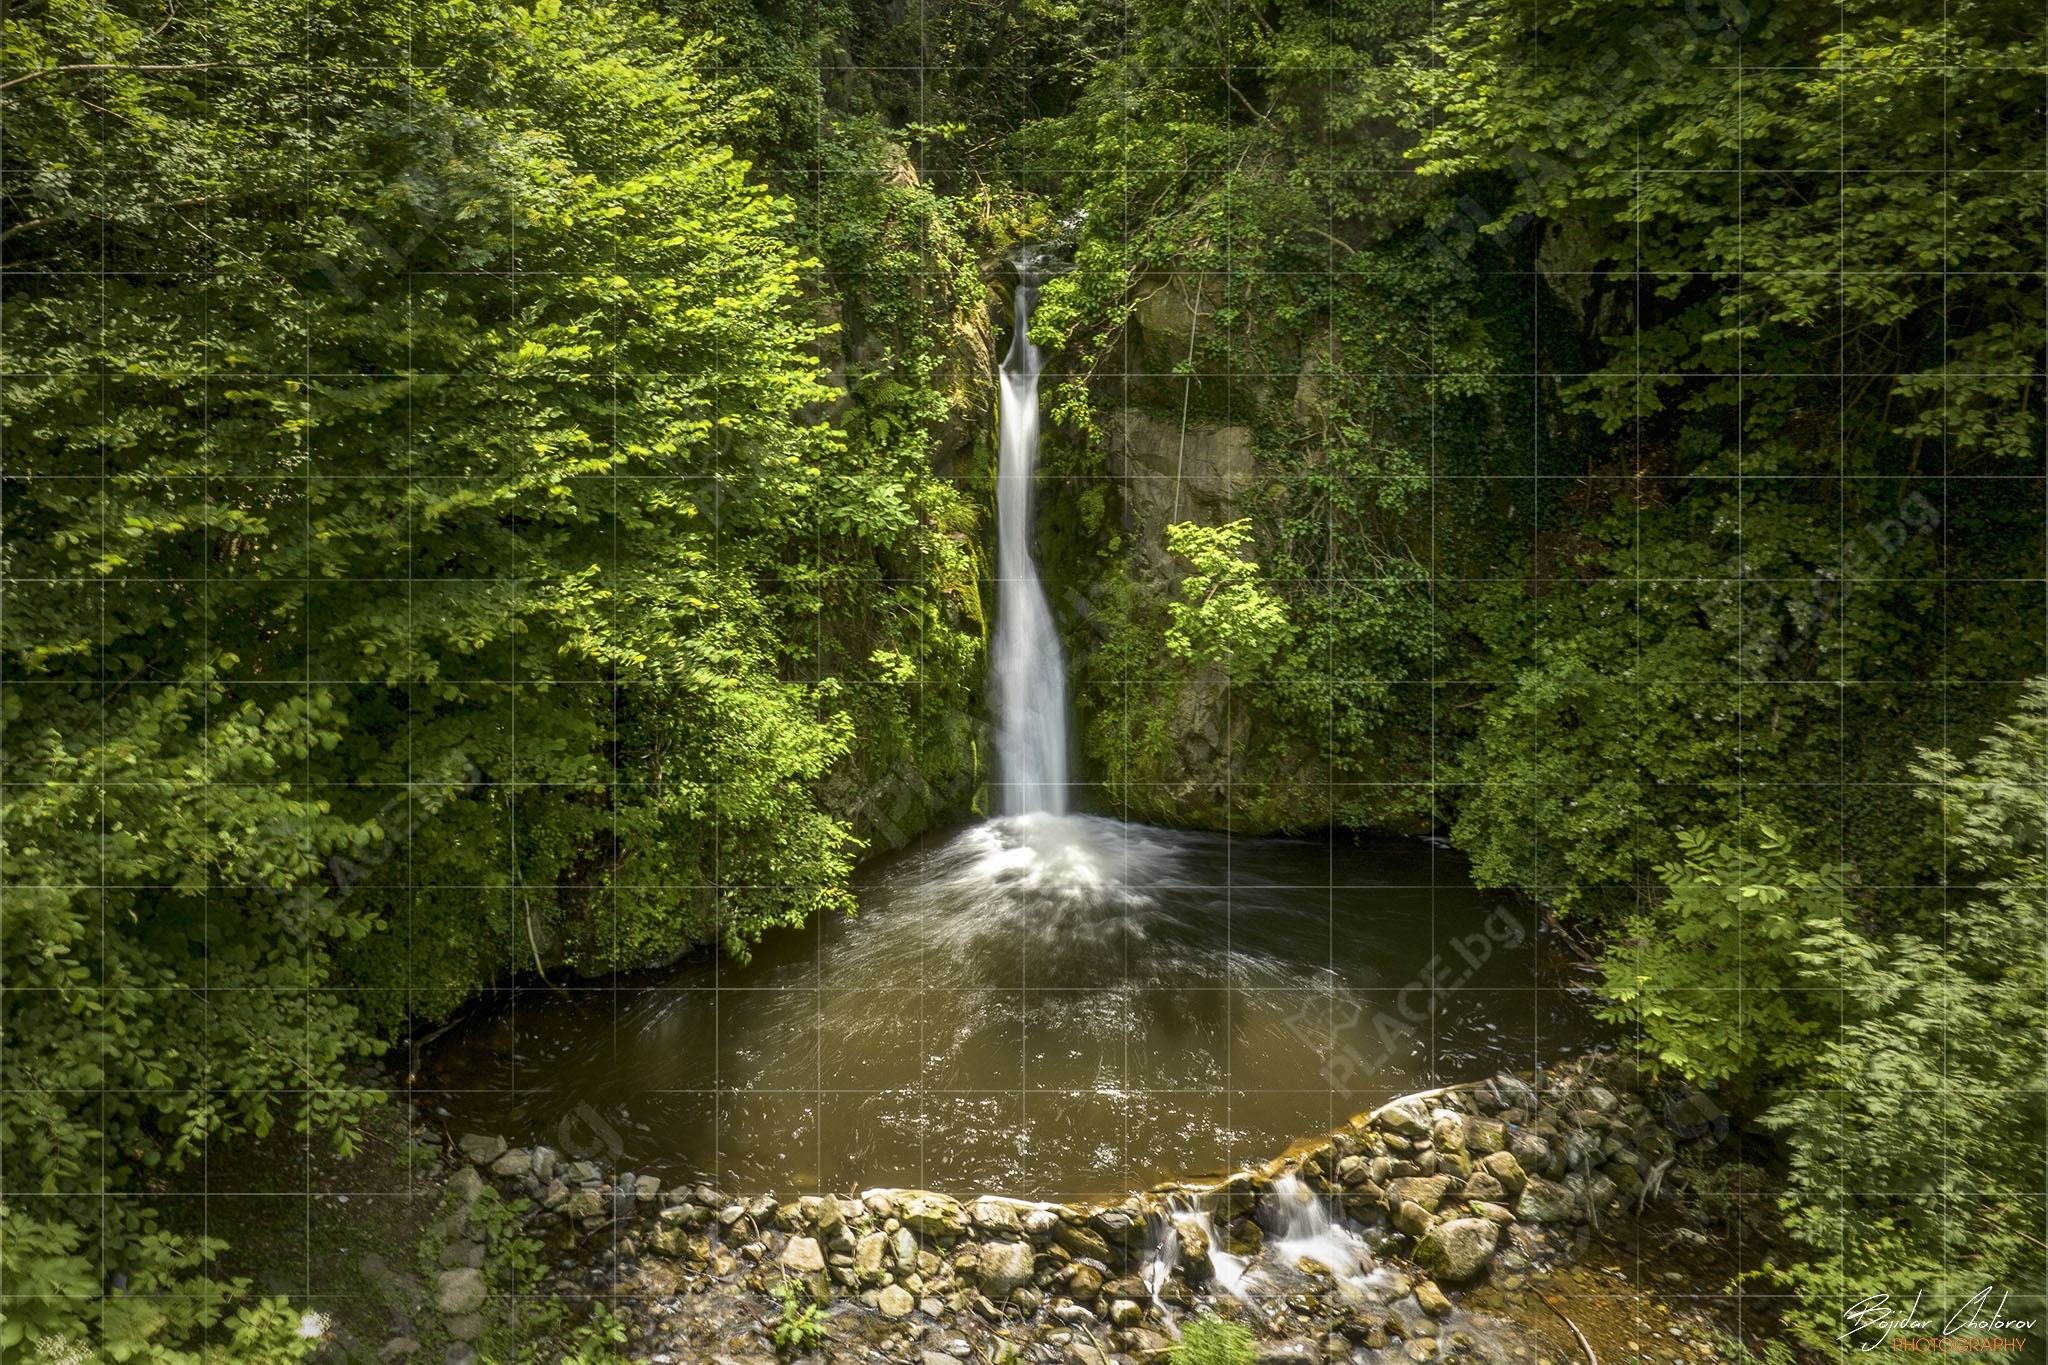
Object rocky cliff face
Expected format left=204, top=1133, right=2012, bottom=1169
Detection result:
left=1038, top=271, right=1411, bottom=834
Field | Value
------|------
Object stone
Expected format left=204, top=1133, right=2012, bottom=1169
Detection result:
left=444, top=1315, right=484, bottom=1342
left=1471, top=1201, right=1516, bottom=1223
left=1336, top=1155, right=1372, bottom=1186
left=1050, top=1221, right=1113, bottom=1263
left=1491, top=1074, right=1540, bottom=1112
left=1393, top=1200, right=1433, bottom=1238
left=1108, top=1299, right=1144, bottom=1328
left=1066, top=1346, right=1109, bottom=1365
left=1430, top=1115, right=1467, bottom=1154
left=1584, top=1085, right=1619, bottom=1113
left=1413, top=1219, right=1500, bottom=1284
left=437, top=1240, right=484, bottom=1270
left=1568, top=1170, right=1620, bottom=1211
left=444, top=1166, right=484, bottom=1209
left=444, top=1345, right=476, bottom=1365
left=1413, top=1278, right=1454, bottom=1317
left=969, top=1198, right=1026, bottom=1236
left=1066, top=1263, right=1103, bottom=1303
left=528, top=1146, right=557, bottom=1182
left=1506, top=1131, right=1551, bottom=1177
left=1252, top=1343, right=1318, bottom=1364
left=1127, top=1329, right=1175, bottom=1361
left=1385, top=1175, right=1458, bottom=1213
left=1463, top=1117, right=1508, bottom=1156
left=877, top=1284, right=916, bottom=1318
left=781, top=1237, right=826, bottom=1274
left=1515, top=1177, right=1575, bottom=1223
left=488, top=1148, right=530, bottom=1179
left=1461, top=1169, right=1508, bottom=1204
left=1404, top=1338, right=1440, bottom=1362
left=891, top=1227, right=920, bottom=1270
left=634, top=1174, right=661, bottom=1201
left=564, top=1190, right=604, bottom=1222
left=923, top=1353, right=960, bottom=1365
left=973, top=1241, right=1036, bottom=1298
left=455, top=1134, right=506, bottom=1165
left=1479, top=1150, right=1528, bottom=1196
left=1378, top=1099, right=1433, bottom=1139
left=898, top=1192, right=968, bottom=1238
left=435, top=1267, right=486, bottom=1316
left=378, top=1339, right=421, bottom=1362
left=1601, top=1160, right=1645, bottom=1199
left=854, top=1231, right=887, bottom=1281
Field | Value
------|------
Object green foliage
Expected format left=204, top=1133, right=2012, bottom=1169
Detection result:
left=1410, top=0, right=2046, bottom=463
left=1172, top=1313, right=1257, bottom=1365
left=1759, top=681, right=2048, bottom=1348
left=1164, top=520, right=1294, bottom=684
left=562, top=1307, right=630, bottom=1365
left=0, top=1211, right=315, bottom=1364
left=1599, top=827, right=1849, bottom=1087
left=0, top=0, right=982, bottom=1350
left=770, top=1279, right=828, bottom=1355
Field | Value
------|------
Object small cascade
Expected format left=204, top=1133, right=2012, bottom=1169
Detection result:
left=990, top=249, right=1070, bottom=815
left=1261, top=1175, right=1375, bottom=1287
left=1141, top=1194, right=1255, bottom=1305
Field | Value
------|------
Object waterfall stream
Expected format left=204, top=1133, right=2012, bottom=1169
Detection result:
left=991, top=252, right=1070, bottom=815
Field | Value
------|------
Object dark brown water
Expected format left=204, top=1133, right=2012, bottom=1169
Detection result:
left=420, top=814, right=1605, bottom=1199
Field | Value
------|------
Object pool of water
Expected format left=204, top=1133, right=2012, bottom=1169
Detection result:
left=419, top=814, right=1606, bottom=1199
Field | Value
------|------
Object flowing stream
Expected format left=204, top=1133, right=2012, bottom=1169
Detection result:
left=420, top=255, right=1604, bottom=1197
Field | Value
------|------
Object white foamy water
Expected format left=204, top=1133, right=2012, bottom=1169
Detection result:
left=991, top=251, right=1070, bottom=815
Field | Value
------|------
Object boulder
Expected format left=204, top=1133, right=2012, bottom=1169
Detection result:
left=1515, top=1177, right=1575, bottom=1223
left=487, top=1148, right=529, bottom=1179
left=1506, top=1132, right=1552, bottom=1180
left=455, top=1134, right=506, bottom=1165
left=968, top=1198, right=1025, bottom=1236
left=1430, top=1115, right=1467, bottom=1154
left=1378, top=1100, right=1433, bottom=1139
left=781, top=1237, right=826, bottom=1274
left=1413, top=1279, right=1455, bottom=1317
left=1108, top=1299, right=1144, bottom=1328
left=877, top=1284, right=916, bottom=1318
left=434, top=1268, right=486, bottom=1316
left=1491, top=1073, right=1540, bottom=1111
left=1413, top=1219, right=1500, bottom=1283
left=899, top=1192, right=968, bottom=1239
left=1463, top=1117, right=1508, bottom=1156
left=1089, top=1204, right=1144, bottom=1246
left=1461, top=1169, right=1508, bottom=1204
left=973, top=1241, right=1036, bottom=1298
left=1385, top=1175, right=1459, bottom=1213
left=853, top=1231, right=887, bottom=1281
left=1478, top=1150, right=1527, bottom=1196
left=1393, top=1200, right=1434, bottom=1238
left=1050, top=1221, right=1113, bottom=1263
left=1065, top=1263, right=1103, bottom=1303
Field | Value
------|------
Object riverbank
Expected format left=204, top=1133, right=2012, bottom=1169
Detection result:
left=184, top=1051, right=1790, bottom=1365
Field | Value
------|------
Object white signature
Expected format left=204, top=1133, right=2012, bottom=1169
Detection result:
left=1840, top=1289, right=2038, bottom=1351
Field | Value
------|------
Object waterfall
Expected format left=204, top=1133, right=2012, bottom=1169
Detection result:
left=991, top=252, right=1071, bottom=816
